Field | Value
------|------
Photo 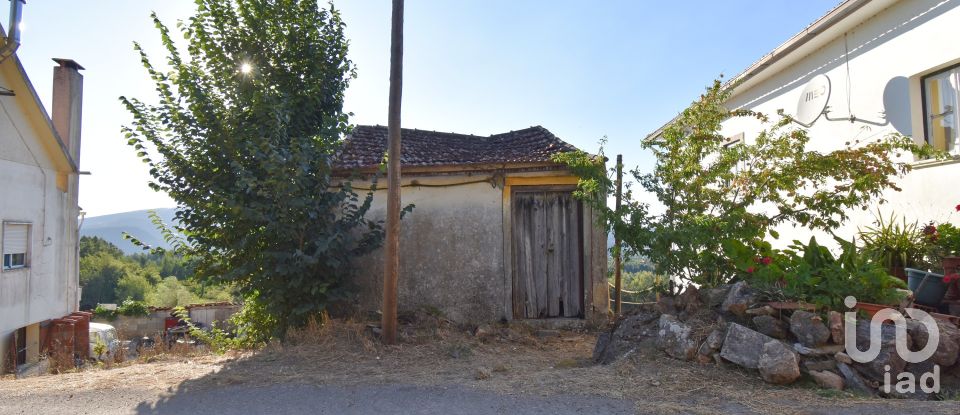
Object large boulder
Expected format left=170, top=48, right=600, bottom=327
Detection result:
left=721, top=281, right=754, bottom=317
left=719, top=323, right=774, bottom=369
left=758, top=340, right=801, bottom=384
left=657, top=314, right=698, bottom=361
left=752, top=315, right=787, bottom=339
left=906, top=318, right=960, bottom=368
left=593, top=309, right=661, bottom=364
left=850, top=319, right=906, bottom=383
left=789, top=310, right=830, bottom=347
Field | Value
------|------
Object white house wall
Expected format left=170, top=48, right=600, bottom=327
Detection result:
left=721, top=0, right=960, bottom=246
left=0, top=67, right=79, bottom=367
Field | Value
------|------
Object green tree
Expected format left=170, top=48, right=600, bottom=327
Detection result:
left=115, top=272, right=154, bottom=302
left=80, top=252, right=129, bottom=307
left=121, top=0, right=384, bottom=337
left=557, top=80, right=939, bottom=289
left=148, top=277, right=201, bottom=308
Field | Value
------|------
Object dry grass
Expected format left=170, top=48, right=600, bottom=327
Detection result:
left=1, top=315, right=957, bottom=414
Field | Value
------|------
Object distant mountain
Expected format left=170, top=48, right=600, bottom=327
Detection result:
left=80, top=208, right=177, bottom=255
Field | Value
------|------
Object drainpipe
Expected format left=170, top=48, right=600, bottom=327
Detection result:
left=0, top=0, right=23, bottom=64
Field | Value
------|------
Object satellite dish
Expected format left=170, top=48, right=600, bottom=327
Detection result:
left=795, top=74, right=831, bottom=126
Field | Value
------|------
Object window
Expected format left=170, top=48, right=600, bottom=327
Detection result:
left=922, top=65, right=960, bottom=154
left=2, top=222, right=30, bottom=270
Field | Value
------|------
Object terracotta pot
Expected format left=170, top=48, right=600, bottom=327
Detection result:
left=853, top=302, right=888, bottom=318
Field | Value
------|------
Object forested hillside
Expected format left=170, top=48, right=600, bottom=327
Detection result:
left=79, top=236, right=233, bottom=310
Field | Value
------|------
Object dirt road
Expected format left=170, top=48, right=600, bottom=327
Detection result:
left=1, top=323, right=957, bottom=414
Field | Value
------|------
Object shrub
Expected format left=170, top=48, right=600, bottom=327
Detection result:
left=117, top=299, right=150, bottom=317
left=92, top=304, right=116, bottom=320
left=725, top=236, right=901, bottom=309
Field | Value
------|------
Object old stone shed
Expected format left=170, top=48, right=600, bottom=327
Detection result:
left=335, top=125, right=608, bottom=324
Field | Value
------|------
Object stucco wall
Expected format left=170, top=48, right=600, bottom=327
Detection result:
left=350, top=176, right=506, bottom=323
left=347, top=171, right=608, bottom=324
left=720, top=0, right=960, bottom=247
left=0, top=66, right=79, bottom=370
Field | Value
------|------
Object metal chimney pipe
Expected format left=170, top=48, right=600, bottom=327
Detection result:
left=0, top=0, right=24, bottom=63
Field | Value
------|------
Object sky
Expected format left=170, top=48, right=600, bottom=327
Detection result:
left=16, top=0, right=842, bottom=217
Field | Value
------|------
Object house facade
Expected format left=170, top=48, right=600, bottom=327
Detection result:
left=658, top=0, right=960, bottom=245
left=0, top=57, right=83, bottom=373
left=335, top=125, right=608, bottom=324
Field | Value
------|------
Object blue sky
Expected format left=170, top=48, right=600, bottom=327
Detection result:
left=17, top=1, right=840, bottom=217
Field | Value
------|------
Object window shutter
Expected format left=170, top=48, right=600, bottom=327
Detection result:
left=3, top=224, right=29, bottom=255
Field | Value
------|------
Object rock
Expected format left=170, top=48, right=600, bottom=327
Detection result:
left=703, top=285, right=732, bottom=309
left=837, top=362, right=876, bottom=396
left=719, top=323, right=774, bottom=369
left=698, top=328, right=725, bottom=357
left=793, top=343, right=844, bottom=357
left=594, top=310, right=661, bottom=364
left=656, top=296, right=676, bottom=315
left=803, top=359, right=837, bottom=373
left=850, top=319, right=906, bottom=383
left=657, top=314, right=698, bottom=361
left=906, top=318, right=959, bottom=367
left=721, top=281, right=754, bottom=317
left=752, top=315, right=787, bottom=339
left=676, top=285, right=702, bottom=314
left=592, top=332, right=612, bottom=362
left=835, top=352, right=853, bottom=365
left=809, top=370, right=845, bottom=390
left=789, top=311, right=831, bottom=347
left=746, top=306, right=776, bottom=316
left=827, top=311, right=844, bottom=345
left=758, top=340, right=801, bottom=384
left=474, top=367, right=492, bottom=380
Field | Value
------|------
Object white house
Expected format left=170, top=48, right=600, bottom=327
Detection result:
left=654, top=0, right=960, bottom=245
left=0, top=48, right=84, bottom=373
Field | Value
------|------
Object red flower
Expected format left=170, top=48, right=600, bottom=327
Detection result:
left=746, top=266, right=756, bottom=274
left=955, top=204, right=960, bottom=212
left=945, top=274, right=960, bottom=284
left=761, top=257, right=773, bottom=265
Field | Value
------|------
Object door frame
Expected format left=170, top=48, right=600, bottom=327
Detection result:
left=501, top=175, right=591, bottom=320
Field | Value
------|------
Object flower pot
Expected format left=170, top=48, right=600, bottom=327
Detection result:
left=905, top=268, right=948, bottom=307
left=853, top=302, right=888, bottom=318
left=943, top=257, right=960, bottom=301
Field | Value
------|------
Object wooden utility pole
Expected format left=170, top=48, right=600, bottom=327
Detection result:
left=613, top=154, right=623, bottom=314
left=382, top=0, right=404, bottom=345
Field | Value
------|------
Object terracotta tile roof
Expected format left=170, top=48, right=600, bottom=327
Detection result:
left=335, top=125, right=579, bottom=169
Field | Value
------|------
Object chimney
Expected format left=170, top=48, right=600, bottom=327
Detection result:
left=51, top=58, right=84, bottom=166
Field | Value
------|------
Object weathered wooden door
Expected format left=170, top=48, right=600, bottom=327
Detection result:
left=512, top=189, right=583, bottom=318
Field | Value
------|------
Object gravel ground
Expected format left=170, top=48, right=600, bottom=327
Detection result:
left=0, top=383, right=635, bottom=415
left=1, top=321, right=958, bottom=414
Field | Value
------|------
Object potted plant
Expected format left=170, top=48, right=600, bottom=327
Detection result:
left=905, top=267, right=947, bottom=307
left=858, top=211, right=927, bottom=283
left=924, top=217, right=960, bottom=301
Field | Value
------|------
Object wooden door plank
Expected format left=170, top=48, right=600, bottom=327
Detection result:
left=564, top=196, right=583, bottom=317
left=532, top=192, right=549, bottom=318
left=546, top=193, right=562, bottom=317
left=511, top=194, right=528, bottom=318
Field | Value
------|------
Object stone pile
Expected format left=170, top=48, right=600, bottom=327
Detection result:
left=592, top=281, right=960, bottom=399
